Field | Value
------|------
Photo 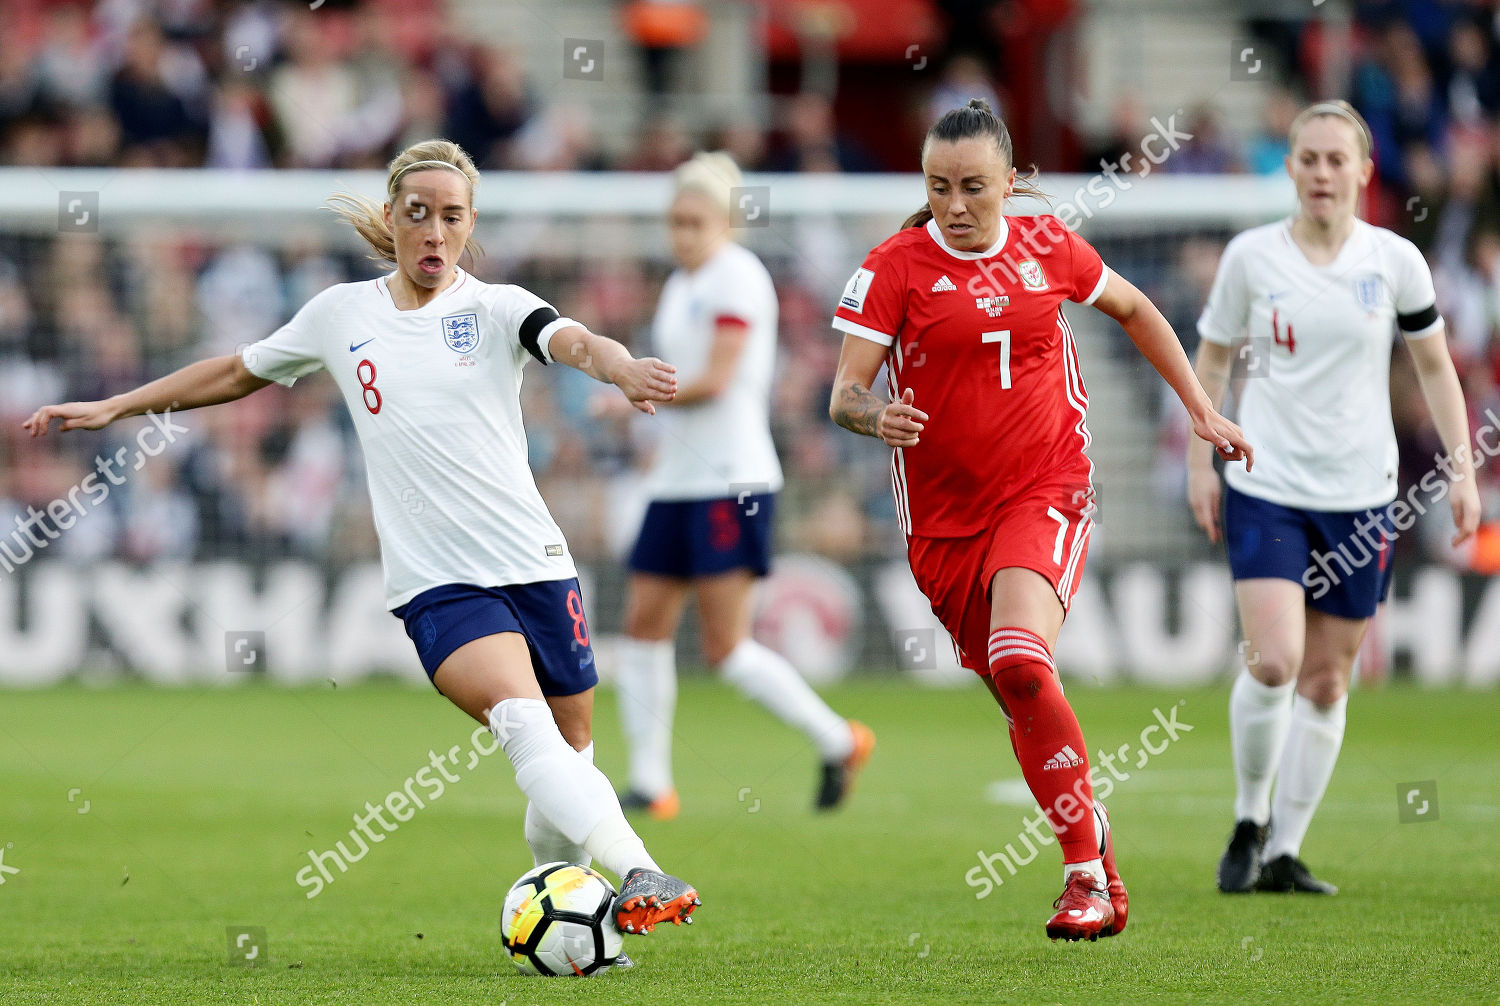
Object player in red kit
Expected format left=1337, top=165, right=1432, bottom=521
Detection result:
left=829, top=99, right=1254, bottom=940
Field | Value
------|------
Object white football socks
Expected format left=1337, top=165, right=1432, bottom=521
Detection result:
left=1265, top=694, right=1347, bottom=861
left=584, top=813, right=661, bottom=880
left=1064, top=859, right=1106, bottom=887
left=719, top=639, right=854, bottom=761
left=524, top=741, right=595, bottom=867
left=1064, top=800, right=1109, bottom=886
left=614, top=637, right=677, bottom=798
left=490, top=698, right=660, bottom=878
left=1229, top=671, right=1296, bottom=824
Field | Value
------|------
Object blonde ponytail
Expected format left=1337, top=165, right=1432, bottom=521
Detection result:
left=326, top=139, right=485, bottom=263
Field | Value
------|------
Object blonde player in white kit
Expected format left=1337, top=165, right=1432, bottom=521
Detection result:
left=24, top=140, right=700, bottom=939
left=1190, top=102, right=1479, bottom=895
left=614, top=153, right=874, bottom=820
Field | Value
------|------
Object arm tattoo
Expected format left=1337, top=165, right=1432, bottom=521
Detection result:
left=832, top=382, right=885, bottom=438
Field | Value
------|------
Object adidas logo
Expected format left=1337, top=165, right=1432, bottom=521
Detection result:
left=930, top=274, right=957, bottom=293
left=1043, top=745, right=1084, bottom=770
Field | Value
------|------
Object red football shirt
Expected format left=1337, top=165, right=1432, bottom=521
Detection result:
left=832, top=216, right=1109, bottom=537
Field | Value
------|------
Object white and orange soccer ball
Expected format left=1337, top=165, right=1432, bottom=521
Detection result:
left=500, top=861, right=623, bottom=977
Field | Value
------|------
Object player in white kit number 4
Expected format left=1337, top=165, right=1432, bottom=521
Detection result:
left=1190, top=102, right=1478, bottom=895
left=23, top=139, right=700, bottom=939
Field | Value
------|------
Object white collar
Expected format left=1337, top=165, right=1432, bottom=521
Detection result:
left=925, top=216, right=1011, bottom=260
left=380, top=266, right=468, bottom=307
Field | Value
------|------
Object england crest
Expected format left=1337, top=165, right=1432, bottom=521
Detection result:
left=1352, top=275, right=1381, bottom=313
left=1018, top=258, right=1048, bottom=291
left=441, top=312, right=481, bottom=353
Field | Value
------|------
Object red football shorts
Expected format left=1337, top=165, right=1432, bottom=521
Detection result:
left=905, top=478, right=1093, bottom=674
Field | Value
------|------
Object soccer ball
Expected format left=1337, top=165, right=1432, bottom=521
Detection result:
left=500, top=861, right=623, bottom=976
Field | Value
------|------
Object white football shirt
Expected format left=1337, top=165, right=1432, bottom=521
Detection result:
left=242, top=268, right=581, bottom=608
left=646, top=241, right=785, bottom=500
left=1198, top=217, right=1442, bottom=511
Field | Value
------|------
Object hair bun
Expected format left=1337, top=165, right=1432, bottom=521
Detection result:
left=673, top=150, right=744, bottom=219
left=967, top=98, right=995, bottom=116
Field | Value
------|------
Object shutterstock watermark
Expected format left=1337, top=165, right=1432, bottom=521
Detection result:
left=1053, top=112, right=1195, bottom=223
left=294, top=721, right=504, bottom=898
left=226, top=925, right=267, bottom=966
left=730, top=186, right=770, bottom=228
left=1304, top=407, right=1500, bottom=599
left=563, top=38, right=603, bottom=81
left=964, top=702, right=1193, bottom=899
left=967, top=111, right=1193, bottom=300
left=0, top=408, right=188, bottom=575
left=57, top=191, right=98, bottom=233
left=1397, top=780, right=1438, bottom=823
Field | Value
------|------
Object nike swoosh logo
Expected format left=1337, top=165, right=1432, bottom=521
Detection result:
left=349, top=338, right=375, bottom=352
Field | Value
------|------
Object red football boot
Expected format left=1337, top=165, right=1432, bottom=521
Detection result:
left=1045, top=871, right=1115, bottom=942
left=1095, top=800, right=1129, bottom=935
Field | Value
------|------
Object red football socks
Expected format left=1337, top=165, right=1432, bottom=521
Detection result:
left=987, top=627, right=1097, bottom=863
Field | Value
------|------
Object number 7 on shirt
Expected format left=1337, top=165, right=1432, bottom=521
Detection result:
left=982, top=330, right=1012, bottom=389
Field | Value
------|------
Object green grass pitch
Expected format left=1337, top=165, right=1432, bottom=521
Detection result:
left=2, top=677, right=1496, bottom=1004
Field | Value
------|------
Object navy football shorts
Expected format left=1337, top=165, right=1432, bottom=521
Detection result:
left=1223, top=484, right=1394, bottom=620
left=627, top=492, right=775, bottom=578
left=391, top=579, right=598, bottom=696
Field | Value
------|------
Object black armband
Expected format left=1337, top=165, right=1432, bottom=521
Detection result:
left=518, top=307, right=561, bottom=364
left=1397, top=303, right=1440, bottom=334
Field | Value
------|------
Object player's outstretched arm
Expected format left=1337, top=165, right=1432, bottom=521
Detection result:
left=670, top=321, right=749, bottom=407
left=1091, top=272, right=1254, bottom=472
left=1186, top=340, right=1234, bottom=543
left=828, top=333, right=927, bottom=447
left=549, top=325, right=677, bottom=415
left=23, top=354, right=272, bottom=437
left=1406, top=327, right=1480, bottom=545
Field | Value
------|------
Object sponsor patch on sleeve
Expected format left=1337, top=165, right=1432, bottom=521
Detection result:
left=840, top=267, right=876, bottom=313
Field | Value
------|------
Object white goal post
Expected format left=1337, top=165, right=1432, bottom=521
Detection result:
left=0, top=169, right=1297, bottom=235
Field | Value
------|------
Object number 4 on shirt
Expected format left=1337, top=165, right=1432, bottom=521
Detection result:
left=1271, top=308, right=1296, bottom=354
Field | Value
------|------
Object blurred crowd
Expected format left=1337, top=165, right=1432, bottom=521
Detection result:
left=1345, top=0, right=1500, bottom=572
left=0, top=0, right=886, bottom=174
left=5, top=0, right=1500, bottom=576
